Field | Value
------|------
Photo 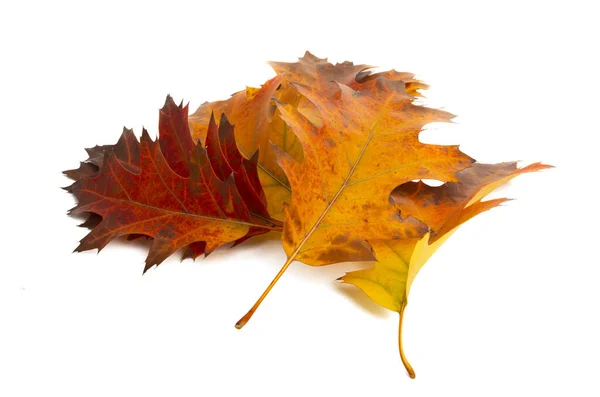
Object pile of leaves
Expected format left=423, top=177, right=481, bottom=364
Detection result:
left=64, top=52, right=550, bottom=378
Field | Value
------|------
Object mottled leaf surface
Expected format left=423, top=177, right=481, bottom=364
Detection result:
left=275, top=78, right=473, bottom=267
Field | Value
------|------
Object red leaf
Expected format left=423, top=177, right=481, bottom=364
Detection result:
left=65, top=97, right=281, bottom=272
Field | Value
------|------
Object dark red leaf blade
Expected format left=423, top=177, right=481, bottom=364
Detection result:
left=206, top=113, right=269, bottom=218
left=158, top=95, right=195, bottom=177
left=68, top=129, right=278, bottom=272
left=65, top=97, right=282, bottom=271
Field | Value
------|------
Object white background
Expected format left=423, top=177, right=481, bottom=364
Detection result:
left=1, top=1, right=598, bottom=396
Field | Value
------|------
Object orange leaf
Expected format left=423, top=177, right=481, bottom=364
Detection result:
left=236, top=76, right=473, bottom=328
left=188, top=52, right=427, bottom=220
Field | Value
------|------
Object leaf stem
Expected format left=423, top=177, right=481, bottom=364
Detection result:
left=235, top=255, right=295, bottom=329
left=399, top=299, right=415, bottom=379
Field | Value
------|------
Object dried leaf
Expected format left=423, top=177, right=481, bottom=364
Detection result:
left=63, top=53, right=551, bottom=379
left=188, top=52, right=427, bottom=220
left=339, top=162, right=551, bottom=377
left=236, top=76, right=474, bottom=327
left=65, top=97, right=280, bottom=272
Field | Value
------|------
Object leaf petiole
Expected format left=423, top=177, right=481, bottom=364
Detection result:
left=235, top=255, right=295, bottom=329
left=399, top=298, right=416, bottom=379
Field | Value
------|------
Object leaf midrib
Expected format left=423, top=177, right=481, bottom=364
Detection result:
left=284, top=93, right=395, bottom=262
left=78, top=188, right=279, bottom=231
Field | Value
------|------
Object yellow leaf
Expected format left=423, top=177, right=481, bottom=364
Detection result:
left=340, top=162, right=552, bottom=377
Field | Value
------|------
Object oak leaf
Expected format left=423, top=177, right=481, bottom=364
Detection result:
left=63, top=53, right=551, bottom=379
left=235, top=76, right=474, bottom=328
left=188, top=52, right=427, bottom=220
left=65, top=97, right=280, bottom=272
left=339, top=162, right=551, bottom=377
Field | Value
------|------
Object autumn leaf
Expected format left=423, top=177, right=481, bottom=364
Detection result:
left=339, top=162, right=552, bottom=377
left=65, top=97, right=280, bottom=272
left=235, top=76, right=474, bottom=328
left=188, top=52, right=426, bottom=220
left=63, top=52, right=551, bottom=379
